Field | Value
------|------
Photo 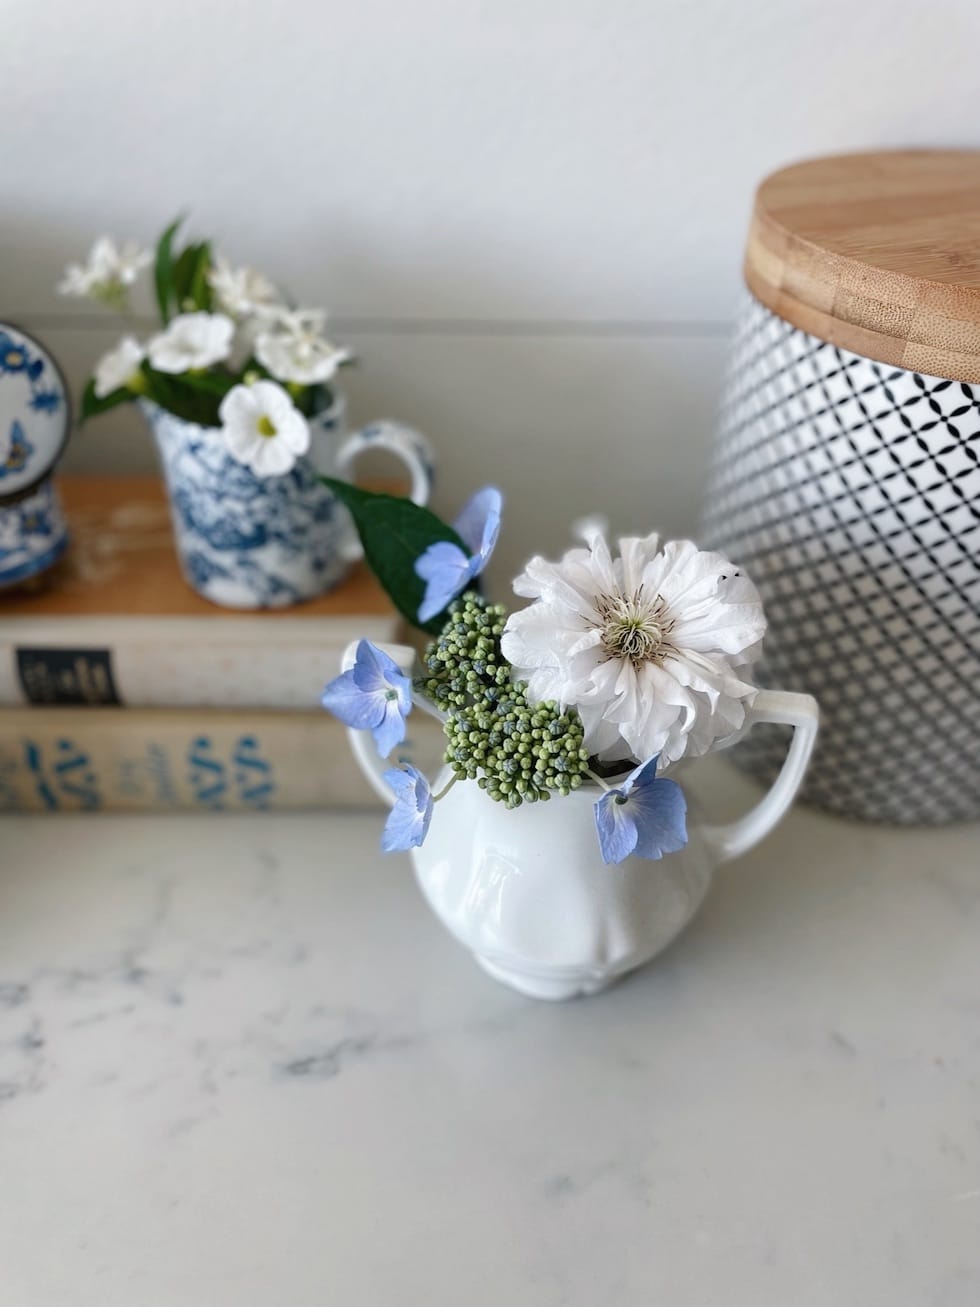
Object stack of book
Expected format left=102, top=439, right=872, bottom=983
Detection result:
left=0, top=477, right=439, bottom=813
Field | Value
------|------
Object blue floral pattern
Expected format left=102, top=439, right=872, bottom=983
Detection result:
left=0, top=330, right=64, bottom=416
left=0, top=325, right=69, bottom=587
left=30, top=390, right=62, bottom=413
left=143, top=397, right=435, bottom=609
left=0, top=421, right=34, bottom=480
left=0, top=480, right=69, bottom=588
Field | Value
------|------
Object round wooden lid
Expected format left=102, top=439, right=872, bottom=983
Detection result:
left=744, top=150, right=980, bottom=383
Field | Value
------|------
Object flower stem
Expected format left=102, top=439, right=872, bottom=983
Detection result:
left=432, top=776, right=458, bottom=803
left=585, top=768, right=615, bottom=793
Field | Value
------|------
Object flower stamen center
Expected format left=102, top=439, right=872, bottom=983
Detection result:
left=257, top=414, right=277, bottom=438
left=597, top=589, right=674, bottom=666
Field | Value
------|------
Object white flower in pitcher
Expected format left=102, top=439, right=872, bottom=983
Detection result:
left=58, top=237, right=151, bottom=304
left=500, top=523, right=767, bottom=767
left=93, top=336, right=145, bottom=398
left=262, top=306, right=327, bottom=333
left=218, top=380, right=310, bottom=477
left=147, top=312, right=234, bottom=374
left=207, top=257, right=280, bottom=318
left=255, top=308, right=351, bottom=385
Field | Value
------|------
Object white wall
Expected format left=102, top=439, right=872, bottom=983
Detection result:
left=4, top=0, right=980, bottom=583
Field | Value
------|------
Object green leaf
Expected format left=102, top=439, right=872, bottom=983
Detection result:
left=154, top=214, right=185, bottom=324
left=140, top=364, right=233, bottom=427
left=294, top=382, right=333, bottom=418
left=319, top=478, right=465, bottom=633
left=79, top=379, right=135, bottom=425
left=176, top=368, right=237, bottom=396
left=172, top=241, right=213, bottom=312
left=190, top=244, right=213, bottom=310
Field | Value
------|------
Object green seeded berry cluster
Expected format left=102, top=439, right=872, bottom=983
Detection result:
left=447, top=697, right=589, bottom=808
left=420, top=593, right=511, bottom=710
left=418, top=592, right=591, bottom=808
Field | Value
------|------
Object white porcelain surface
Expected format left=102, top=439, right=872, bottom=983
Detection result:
left=346, top=644, right=819, bottom=1000
left=416, top=779, right=716, bottom=1000
left=1, top=765, right=978, bottom=1306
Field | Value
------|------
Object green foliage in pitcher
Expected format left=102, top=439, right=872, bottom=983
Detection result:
left=61, top=218, right=351, bottom=473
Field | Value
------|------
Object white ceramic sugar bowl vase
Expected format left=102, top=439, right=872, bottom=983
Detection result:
left=346, top=642, right=819, bottom=1001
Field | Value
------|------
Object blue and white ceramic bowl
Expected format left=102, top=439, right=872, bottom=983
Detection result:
left=0, top=324, right=71, bottom=589
left=143, top=394, right=435, bottom=609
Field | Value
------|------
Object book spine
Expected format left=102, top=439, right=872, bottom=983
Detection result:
left=0, top=708, right=443, bottom=813
left=0, top=631, right=392, bottom=710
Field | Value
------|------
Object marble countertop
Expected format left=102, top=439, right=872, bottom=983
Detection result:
left=1, top=764, right=978, bottom=1306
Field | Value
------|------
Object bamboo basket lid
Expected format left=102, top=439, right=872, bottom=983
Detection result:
left=744, top=150, right=980, bottom=383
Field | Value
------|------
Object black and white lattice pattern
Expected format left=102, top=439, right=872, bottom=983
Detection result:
left=702, top=298, right=980, bottom=824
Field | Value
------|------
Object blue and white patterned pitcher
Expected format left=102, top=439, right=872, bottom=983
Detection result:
left=142, top=395, right=435, bottom=609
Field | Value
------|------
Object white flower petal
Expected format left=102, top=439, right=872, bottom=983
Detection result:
left=619, top=531, right=661, bottom=592
left=253, top=307, right=349, bottom=386
left=216, top=383, right=255, bottom=428
left=218, top=379, right=309, bottom=478
left=504, top=526, right=766, bottom=767
left=502, top=604, right=575, bottom=669
left=208, top=257, right=280, bottom=318
left=93, top=335, right=145, bottom=398
left=512, top=551, right=604, bottom=620
left=58, top=237, right=150, bottom=300
left=113, top=240, right=152, bottom=286
left=148, top=312, right=234, bottom=374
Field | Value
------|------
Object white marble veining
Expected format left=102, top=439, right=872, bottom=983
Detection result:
left=1, top=763, right=978, bottom=1306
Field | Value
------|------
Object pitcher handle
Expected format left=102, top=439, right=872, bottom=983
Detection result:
left=335, top=421, right=435, bottom=563
left=341, top=640, right=446, bottom=806
left=702, top=690, right=819, bottom=863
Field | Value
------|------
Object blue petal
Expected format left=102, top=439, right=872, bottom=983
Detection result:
left=619, top=755, right=660, bottom=797
left=412, top=779, right=434, bottom=842
left=321, top=668, right=385, bottom=729
left=415, top=541, right=474, bottom=623
left=381, top=765, right=433, bottom=852
left=626, top=770, right=688, bottom=861
left=352, top=639, right=408, bottom=696
left=454, top=486, right=502, bottom=562
left=372, top=698, right=409, bottom=758
left=381, top=803, right=423, bottom=852
left=594, top=791, right=640, bottom=865
left=384, top=767, right=418, bottom=801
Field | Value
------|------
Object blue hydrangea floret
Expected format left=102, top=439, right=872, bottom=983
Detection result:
left=593, top=756, right=688, bottom=865
left=321, top=639, right=412, bottom=759
left=415, top=486, right=502, bottom=623
left=382, top=765, right=434, bottom=852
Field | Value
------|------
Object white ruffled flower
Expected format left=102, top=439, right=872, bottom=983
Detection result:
left=255, top=308, right=350, bottom=385
left=93, top=336, right=145, bottom=398
left=207, top=257, right=280, bottom=318
left=218, top=380, right=310, bottom=477
left=58, top=237, right=151, bottom=302
left=261, top=306, right=327, bottom=332
left=500, top=524, right=767, bottom=767
left=147, top=312, right=234, bottom=374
